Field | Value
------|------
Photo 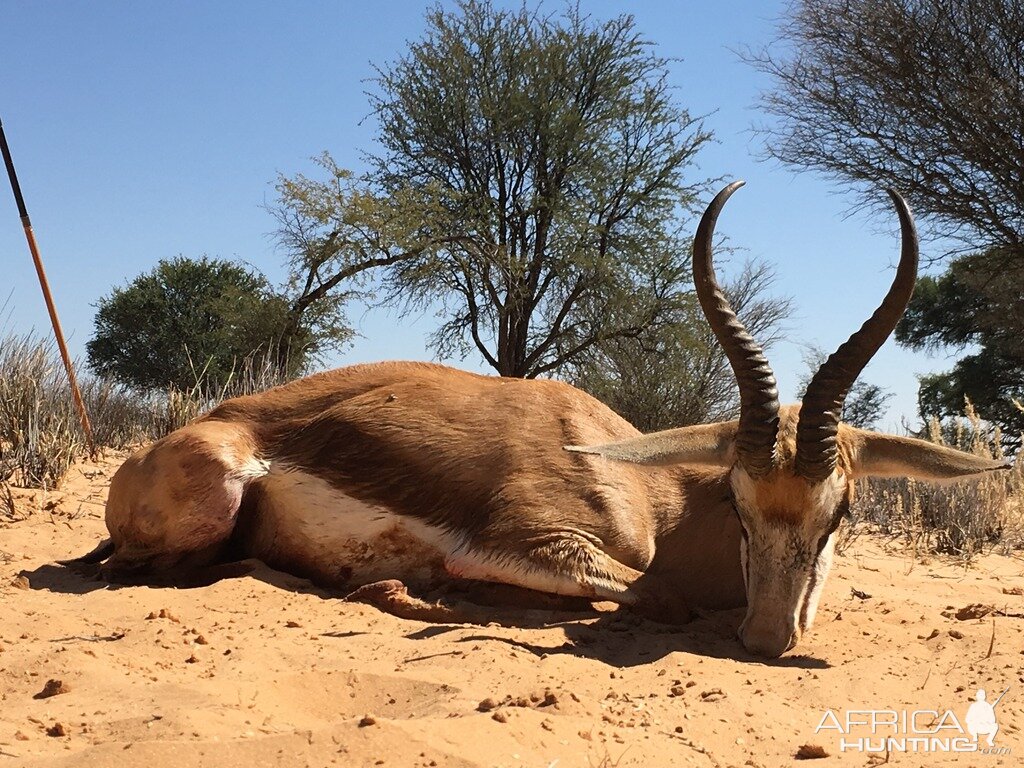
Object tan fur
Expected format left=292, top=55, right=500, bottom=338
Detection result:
left=94, top=363, right=739, bottom=610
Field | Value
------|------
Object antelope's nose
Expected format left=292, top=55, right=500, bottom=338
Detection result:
left=738, top=621, right=799, bottom=659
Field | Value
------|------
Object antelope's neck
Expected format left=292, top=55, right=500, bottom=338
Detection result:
left=643, top=465, right=746, bottom=609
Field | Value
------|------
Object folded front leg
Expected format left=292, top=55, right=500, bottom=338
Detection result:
left=446, top=529, right=691, bottom=623
left=445, top=529, right=626, bottom=600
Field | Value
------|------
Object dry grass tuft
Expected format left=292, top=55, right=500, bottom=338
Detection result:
left=81, top=378, right=156, bottom=449
left=150, top=352, right=290, bottom=438
left=0, top=335, right=84, bottom=488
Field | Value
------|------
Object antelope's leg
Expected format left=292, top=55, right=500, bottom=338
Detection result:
left=347, top=530, right=691, bottom=625
left=344, top=531, right=643, bottom=625
left=445, top=531, right=691, bottom=623
left=445, top=530, right=642, bottom=604
left=345, top=578, right=592, bottom=626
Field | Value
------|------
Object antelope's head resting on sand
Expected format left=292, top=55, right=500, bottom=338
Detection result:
left=72, top=182, right=1010, bottom=659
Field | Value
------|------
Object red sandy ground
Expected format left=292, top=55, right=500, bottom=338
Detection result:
left=1, top=453, right=1022, bottom=767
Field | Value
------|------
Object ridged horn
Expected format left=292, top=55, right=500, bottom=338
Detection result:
left=693, top=181, right=780, bottom=477
left=796, top=189, right=919, bottom=481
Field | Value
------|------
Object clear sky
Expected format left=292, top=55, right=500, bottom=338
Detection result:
left=1, top=1, right=960, bottom=430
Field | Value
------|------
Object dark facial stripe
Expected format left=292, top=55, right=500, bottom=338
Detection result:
left=740, top=524, right=750, bottom=591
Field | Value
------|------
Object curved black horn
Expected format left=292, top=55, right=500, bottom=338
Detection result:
left=795, top=189, right=919, bottom=481
left=693, top=181, right=780, bottom=477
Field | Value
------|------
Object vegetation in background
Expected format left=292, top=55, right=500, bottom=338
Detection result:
left=852, top=403, right=1023, bottom=559
left=0, top=335, right=82, bottom=488
left=259, top=0, right=794, bottom=426
left=274, top=0, right=724, bottom=381
left=87, top=256, right=324, bottom=393
left=267, top=157, right=423, bottom=375
left=368, top=0, right=717, bottom=379
left=748, top=0, right=1024, bottom=441
left=150, top=351, right=292, bottom=436
left=747, top=0, right=1023, bottom=251
left=895, top=249, right=1024, bottom=450
left=567, top=261, right=792, bottom=431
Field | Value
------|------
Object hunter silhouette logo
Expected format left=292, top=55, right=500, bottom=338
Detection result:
left=965, top=688, right=1008, bottom=748
left=815, top=686, right=1012, bottom=755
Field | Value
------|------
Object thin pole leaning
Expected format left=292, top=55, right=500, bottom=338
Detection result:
left=0, top=116, right=96, bottom=457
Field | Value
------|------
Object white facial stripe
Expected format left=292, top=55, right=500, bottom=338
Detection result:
left=801, top=535, right=835, bottom=630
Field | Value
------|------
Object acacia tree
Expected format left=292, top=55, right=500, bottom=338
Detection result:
left=267, top=156, right=441, bottom=373
left=363, top=0, right=713, bottom=378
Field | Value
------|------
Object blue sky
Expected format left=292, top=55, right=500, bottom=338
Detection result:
left=2, top=1, right=961, bottom=429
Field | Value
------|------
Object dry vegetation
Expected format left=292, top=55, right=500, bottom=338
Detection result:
left=1, top=333, right=1021, bottom=561
left=0, top=335, right=83, bottom=490
left=850, top=405, right=1024, bottom=558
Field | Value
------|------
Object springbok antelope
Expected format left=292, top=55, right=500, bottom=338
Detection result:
left=71, top=182, right=1009, bottom=658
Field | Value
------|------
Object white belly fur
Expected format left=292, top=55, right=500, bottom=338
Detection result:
left=253, top=465, right=461, bottom=587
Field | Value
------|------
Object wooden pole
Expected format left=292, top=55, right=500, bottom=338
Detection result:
left=0, top=116, right=96, bottom=458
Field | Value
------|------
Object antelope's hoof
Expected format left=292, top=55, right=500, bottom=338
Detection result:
left=345, top=579, right=409, bottom=604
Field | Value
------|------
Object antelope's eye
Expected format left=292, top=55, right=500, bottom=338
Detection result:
left=832, top=496, right=852, bottom=530
left=815, top=499, right=851, bottom=556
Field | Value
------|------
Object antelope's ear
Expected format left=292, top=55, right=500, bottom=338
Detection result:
left=849, top=429, right=1012, bottom=481
left=565, top=422, right=737, bottom=467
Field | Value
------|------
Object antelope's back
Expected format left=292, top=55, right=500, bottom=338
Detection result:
left=202, top=361, right=648, bottom=536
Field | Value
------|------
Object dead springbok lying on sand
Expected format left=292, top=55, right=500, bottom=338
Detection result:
left=70, top=182, right=1009, bottom=657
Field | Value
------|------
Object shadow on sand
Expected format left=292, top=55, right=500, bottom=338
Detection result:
left=20, top=558, right=830, bottom=671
